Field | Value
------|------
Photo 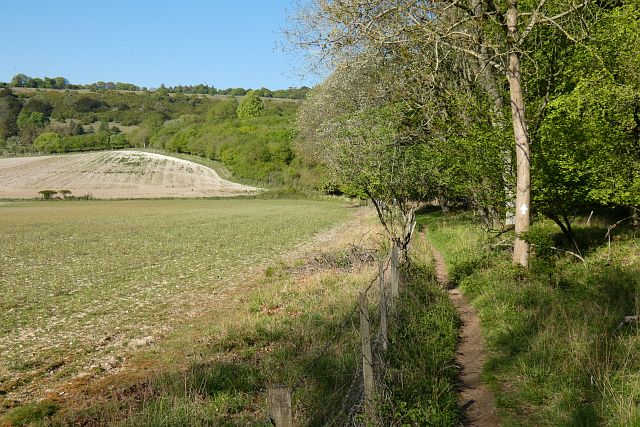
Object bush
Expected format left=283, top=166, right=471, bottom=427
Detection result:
left=38, top=189, right=58, bottom=199
left=33, top=132, right=62, bottom=153
left=236, top=91, right=264, bottom=119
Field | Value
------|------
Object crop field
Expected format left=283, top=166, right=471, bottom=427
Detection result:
left=0, top=150, right=259, bottom=199
left=0, top=198, right=350, bottom=405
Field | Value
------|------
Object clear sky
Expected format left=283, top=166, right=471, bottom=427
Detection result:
left=0, top=0, right=315, bottom=89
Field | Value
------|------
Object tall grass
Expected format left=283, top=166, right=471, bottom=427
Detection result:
left=422, top=210, right=640, bottom=426
left=377, top=233, right=461, bottom=426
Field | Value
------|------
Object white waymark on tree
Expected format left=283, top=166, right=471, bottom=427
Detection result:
left=520, top=204, right=528, bottom=215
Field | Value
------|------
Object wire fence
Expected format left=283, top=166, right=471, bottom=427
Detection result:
left=267, top=244, right=403, bottom=426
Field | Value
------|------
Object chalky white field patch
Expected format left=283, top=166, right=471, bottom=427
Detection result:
left=0, top=150, right=259, bottom=199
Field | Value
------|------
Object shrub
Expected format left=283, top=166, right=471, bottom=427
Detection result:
left=38, top=189, right=58, bottom=199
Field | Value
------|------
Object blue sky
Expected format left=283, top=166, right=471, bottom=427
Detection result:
left=1, top=0, right=315, bottom=89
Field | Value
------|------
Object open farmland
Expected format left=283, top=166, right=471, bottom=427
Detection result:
left=0, top=150, right=259, bottom=199
left=0, top=198, right=350, bottom=404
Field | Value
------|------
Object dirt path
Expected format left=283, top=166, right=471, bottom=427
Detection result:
left=428, top=237, right=500, bottom=426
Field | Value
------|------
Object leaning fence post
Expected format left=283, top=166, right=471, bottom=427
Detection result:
left=379, top=260, right=388, bottom=352
left=358, top=291, right=374, bottom=416
left=390, top=243, right=399, bottom=299
left=268, top=385, right=293, bottom=427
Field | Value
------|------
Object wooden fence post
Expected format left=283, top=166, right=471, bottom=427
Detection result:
left=390, top=243, right=399, bottom=299
left=359, top=291, right=374, bottom=416
left=268, top=385, right=293, bottom=427
left=379, top=260, right=388, bottom=352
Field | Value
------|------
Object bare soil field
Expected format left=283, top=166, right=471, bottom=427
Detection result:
left=0, top=199, right=356, bottom=410
left=0, top=150, right=259, bottom=199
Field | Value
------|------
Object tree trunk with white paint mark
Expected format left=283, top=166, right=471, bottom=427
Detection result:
left=506, top=0, right=531, bottom=267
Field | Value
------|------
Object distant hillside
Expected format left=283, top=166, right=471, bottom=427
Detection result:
left=0, top=150, right=259, bottom=199
left=0, top=87, right=325, bottom=190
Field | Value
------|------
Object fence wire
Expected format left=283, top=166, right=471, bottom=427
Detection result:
left=270, top=254, right=397, bottom=426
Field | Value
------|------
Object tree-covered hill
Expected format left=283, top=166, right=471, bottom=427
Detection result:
left=0, top=87, right=319, bottom=188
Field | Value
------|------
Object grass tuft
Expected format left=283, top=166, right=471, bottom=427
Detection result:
left=4, top=401, right=58, bottom=426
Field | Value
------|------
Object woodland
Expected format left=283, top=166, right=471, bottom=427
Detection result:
left=291, top=0, right=639, bottom=266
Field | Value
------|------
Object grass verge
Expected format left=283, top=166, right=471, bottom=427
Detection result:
left=421, top=209, right=640, bottom=426
left=14, top=241, right=378, bottom=426
left=377, top=232, right=461, bottom=426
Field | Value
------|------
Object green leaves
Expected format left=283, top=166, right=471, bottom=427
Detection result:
left=236, top=90, right=264, bottom=119
left=534, top=72, right=640, bottom=217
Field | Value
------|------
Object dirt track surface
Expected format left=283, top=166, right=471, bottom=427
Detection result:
left=0, top=151, right=259, bottom=199
left=428, top=237, right=500, bottom=426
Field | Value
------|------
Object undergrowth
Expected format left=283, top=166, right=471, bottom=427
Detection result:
left=422, top=210, right=640, bottom=426
left=378, top=234, right=461, bottom=426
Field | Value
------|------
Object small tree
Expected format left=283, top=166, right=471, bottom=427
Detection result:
left=207, top=99, right=238, bottom=122
left=298, top=60, right=436, bottom=251
left=236, top=90, right=264, bottom=119
left=39, top=190, right=58, bottom=200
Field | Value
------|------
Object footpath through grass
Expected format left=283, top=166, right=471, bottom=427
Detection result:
left=421, top=209, right=640, bottom=426
left=0, top=198, right=348, bottom=412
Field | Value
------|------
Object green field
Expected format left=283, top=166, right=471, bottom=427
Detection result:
left=0, top=198, right=349, bottom=403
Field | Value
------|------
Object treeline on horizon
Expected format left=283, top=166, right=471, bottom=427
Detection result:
left=1, top=73, right=311, bottom=99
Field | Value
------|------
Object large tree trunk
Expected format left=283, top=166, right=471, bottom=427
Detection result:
left=471, top=0, right=514, bottom=227
left=506, top=0, right=531, bottom=267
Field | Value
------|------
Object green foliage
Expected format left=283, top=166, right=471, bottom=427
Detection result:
left=271, top=86, right=310, bottom=99
left=23, top=97, right=53, bottom=117
left=16, top=109, right=47, bottom=144
left=236, top=90, right=264, bottom=119
left=149, top=105, right=298, bottom=186
left=521, top=221, right=559, bottom=265
left=5, top=88, right=306, bottom=188
left=535, top=79, right=640, bottom=216
left=75, top=96, right=106, bottom=113
left=206, top=98, right=238, bottom=122
left=530, top=1, right=640, bottom=225
left=33, top=132, right=62, bottom=152
left=10, top=74, right=68, bottom=89
left=32, top=132, right=130, bottom=153
left=38, top=189, right=58, bottom=199
left=16, top=110, right=46, bottom=130
left=0, top=87, right=22, bottom=138
left=4, top=73, right=309, bottom=99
